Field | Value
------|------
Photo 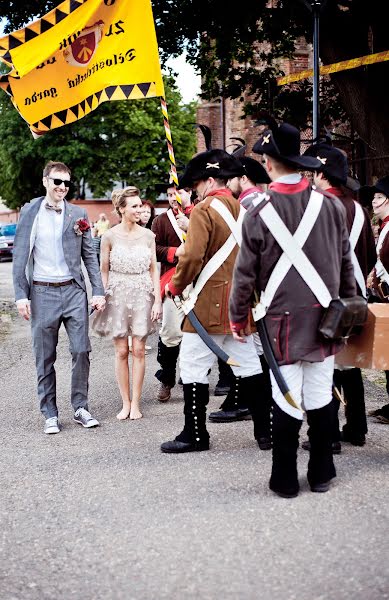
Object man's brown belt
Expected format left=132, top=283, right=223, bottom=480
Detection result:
left=33, top=279, right=74, bottom=287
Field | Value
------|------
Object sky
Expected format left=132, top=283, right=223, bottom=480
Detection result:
left=166, top=54, right=201, bottom=104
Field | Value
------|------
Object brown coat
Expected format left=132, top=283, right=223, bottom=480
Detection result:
left=229, top=181, right=357, bottom=365
left=151, top=210, right=181, bottom=276
left=169, top=192, right=241, bottom=334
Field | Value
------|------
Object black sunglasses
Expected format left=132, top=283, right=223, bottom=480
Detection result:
left=47, top=177, right=71, bottom=188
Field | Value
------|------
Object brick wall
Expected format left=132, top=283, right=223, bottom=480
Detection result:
left=196, top=40, right=311, bottom=155
left=70, top=199, right=120, bottom=226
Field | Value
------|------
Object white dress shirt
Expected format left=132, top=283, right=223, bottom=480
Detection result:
left=33, top=200, right=72, bottom=282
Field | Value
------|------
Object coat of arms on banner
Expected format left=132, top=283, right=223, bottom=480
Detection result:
left=64, top=22, right=104, bottom=67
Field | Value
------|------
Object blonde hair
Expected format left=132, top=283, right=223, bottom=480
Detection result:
left=111, top=186, right=140, bottom=217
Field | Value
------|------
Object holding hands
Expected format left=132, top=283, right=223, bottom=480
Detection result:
left=91, top=296, right=106, bottom=311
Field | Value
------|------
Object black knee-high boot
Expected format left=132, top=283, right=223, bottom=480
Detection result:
left=161, top=383, right=210, bottom=453
left=215, top=357, right=233, bottom=396
left=155, top=338, right=180, bottom=387
left=307, top=403, right=337, bottom=492
left=239, top=372, right=272, bottom=450
left=209, top=376, right=251, bottom=422
left=302, top=372, right=342, bottom=453
left=340, top=368, right=367, bottom=444
left=269, top=402, right=302, bottom=498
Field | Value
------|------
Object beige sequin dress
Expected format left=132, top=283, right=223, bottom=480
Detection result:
left=91, top=229, right=156, bottom=340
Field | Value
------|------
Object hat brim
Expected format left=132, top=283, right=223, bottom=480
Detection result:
left=358, top=185, right=374, bottom=208
left=253, top=143, right=321, bottom=171
left=178, top=172, right=192, bottom=189
left=179, top=168, right=244, bottom=189
left=346, top=176, right=361, bottom=192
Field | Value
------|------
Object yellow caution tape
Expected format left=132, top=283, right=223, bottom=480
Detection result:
left=277, top=50, right=389, bottom=86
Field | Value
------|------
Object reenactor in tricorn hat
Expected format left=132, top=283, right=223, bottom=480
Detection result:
left=160, top=149, right=265, bottom=454
left=151, top=182, right=193, bottom=403
left=204, top=150, right=273, bottom=448
left=362, top=176, right=389, bottom=424
left=229, top=122, right=356, bottom=497
left=302, top=142, right=376, bottom=449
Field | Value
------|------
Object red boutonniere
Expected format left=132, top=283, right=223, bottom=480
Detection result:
left=74, top=218, right=90, bottom=236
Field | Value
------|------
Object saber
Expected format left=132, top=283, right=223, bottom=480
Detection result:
left=175, top=296, right=240, bottom=366
left=252, top=298, right=301, bottom=411
left=186, top=310, right=240, bottom=367
left=333, top=385, right=346, bottom=406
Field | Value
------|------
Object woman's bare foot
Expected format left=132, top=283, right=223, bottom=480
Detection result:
left=117, top=406, right=131, bottom=420
left=130, top=407, right=143, bottom=420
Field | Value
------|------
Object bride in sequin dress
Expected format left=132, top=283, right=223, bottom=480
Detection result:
left=91, top=187, right=162, bottom=420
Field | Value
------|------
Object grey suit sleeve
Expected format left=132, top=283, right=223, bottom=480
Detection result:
left=12, top=207, right=31, bottom=301
left=80, top=210, right=105, bottom=296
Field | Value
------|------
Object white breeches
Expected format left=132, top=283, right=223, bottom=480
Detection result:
left=179, top=332, right=262, bottom=384
left=159, top=296, right=184, bottom=347
left=270, top=355, right=335, bottom=421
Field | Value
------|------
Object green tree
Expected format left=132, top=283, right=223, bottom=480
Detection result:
left=2, top=1, right=389, bottom=175
left=0, top=77, right=196, bottom=209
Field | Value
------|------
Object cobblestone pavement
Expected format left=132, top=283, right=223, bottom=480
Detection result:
left=0, top=261, right=388, bottom=600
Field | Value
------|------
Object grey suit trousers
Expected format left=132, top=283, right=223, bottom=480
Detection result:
left=30, top=282, right=91, bottom=418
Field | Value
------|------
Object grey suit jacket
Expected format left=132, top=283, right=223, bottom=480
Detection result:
left=13, top=196, right=104, bottom=301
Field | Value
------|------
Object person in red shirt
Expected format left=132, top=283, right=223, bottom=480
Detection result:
left=151, top=184, right=193, bottom=402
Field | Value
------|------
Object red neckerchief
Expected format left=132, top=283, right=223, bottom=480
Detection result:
left=269, top=178, right=309, bottom=194
left=239, top=186, right=264, bottom=202
left=326, top=186, right=343, bottom=198
left=379, top=215, right=389, bottom=232
left=206, top=188, right=232, bottom=198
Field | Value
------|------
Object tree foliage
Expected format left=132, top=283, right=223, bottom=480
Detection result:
left=0, top=77, right=196, bottom=209
left=1, top=0, right=389, bottom=177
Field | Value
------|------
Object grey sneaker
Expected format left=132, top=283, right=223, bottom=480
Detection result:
left=44, top=417, right=60, bottom=434
left=74, top=408, right=99, bottom=428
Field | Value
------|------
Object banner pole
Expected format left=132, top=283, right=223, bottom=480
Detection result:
left=160, top=96, right=184, bottom=212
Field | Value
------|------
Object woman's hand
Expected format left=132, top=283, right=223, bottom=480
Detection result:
left=151, top=301, right=162, bottom=322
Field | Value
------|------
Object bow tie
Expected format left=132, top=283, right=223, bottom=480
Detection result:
left=45, top=203, right=62, bottom=214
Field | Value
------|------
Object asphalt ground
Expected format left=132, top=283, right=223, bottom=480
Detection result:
left=0, top=259, right=388, bottom=600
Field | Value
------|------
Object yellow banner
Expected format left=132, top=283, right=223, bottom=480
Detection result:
left=0, top=0, right=165, bottom=134
left=277, top=50, right=389, bottom=86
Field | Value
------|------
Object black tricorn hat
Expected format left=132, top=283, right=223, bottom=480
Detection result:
left=303, top=142, right=348, bottom=185
left=359, top=175, right=389, bottom=207
left=253, top=122, right=321, bottom=171
left=239, top=156, right=271, bottom=185
left=154, top=182, right=176, bottom=194
left=179, top=149, right=244, bottom=188
left=230, top=138, right=270, bottom=185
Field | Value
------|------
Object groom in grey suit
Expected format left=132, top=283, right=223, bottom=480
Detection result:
left=13, top=161, right=106, bottom=434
